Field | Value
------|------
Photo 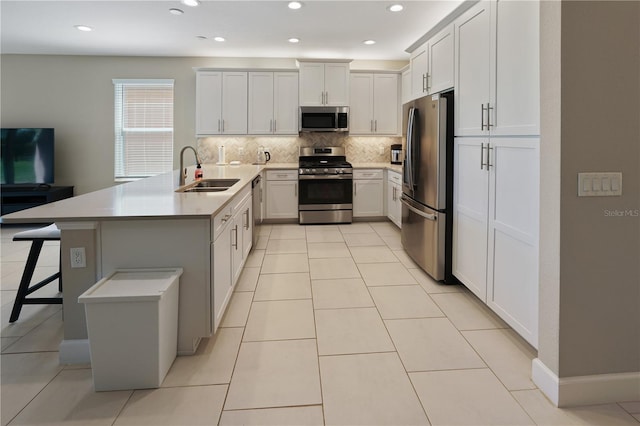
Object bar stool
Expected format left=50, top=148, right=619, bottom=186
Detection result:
left=9, top=224, right=62, bottom=323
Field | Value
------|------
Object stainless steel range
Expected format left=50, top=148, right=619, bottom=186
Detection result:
left=298, top=147, right=353, bottom=224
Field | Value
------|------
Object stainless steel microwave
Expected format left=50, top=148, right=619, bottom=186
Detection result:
left=299, top=106, right=349, bottom=132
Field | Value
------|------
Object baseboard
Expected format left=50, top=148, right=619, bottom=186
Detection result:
left=59, top=339, right=91, bottom=364
left=532, top=358, right=640, bottom=407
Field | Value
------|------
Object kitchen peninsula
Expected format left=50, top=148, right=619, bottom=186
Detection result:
left=2, top=164, right=269, bottom=363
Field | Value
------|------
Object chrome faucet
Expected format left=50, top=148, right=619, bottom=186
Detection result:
left=179, top=146, right=201, bottom=186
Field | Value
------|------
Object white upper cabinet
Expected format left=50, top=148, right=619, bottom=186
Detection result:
left=248, top=71, right=298, bottom=135
left=248, top=72, right=274, bottom=134
left=454, top=2, right=492, bottom=136
left=196, top=72, right=223, bottom=135
left=349, top=73, right=374, bottom=134
left=196, top=71, right=247, bottom=135
left=273, top=72, right=299, bottom=134
left=410, top=42, right=429, bottom=100
left=349, top=73, right=399, bottom=135
left=221, top=72, right=248, bottom=134
left=373, top=74, right=400, bottom=135
left=492, top=0, right=540, bottom=136
left=454, top=0, right=539, bottom=136
left=408, top=24, right=454, bottom=100
left=428, top=24, right=455, bottom=95
left=299, top=61, right=349, bottom=106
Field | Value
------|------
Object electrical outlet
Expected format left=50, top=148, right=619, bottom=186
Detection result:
left=238, top=147, right=245, bottom=157
left=379, top=145, right=385, bottom=155
left=70, top=247, right=86, bottom=268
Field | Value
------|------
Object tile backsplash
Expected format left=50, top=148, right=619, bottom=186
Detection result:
left=197, top=134, right=402, bottom=164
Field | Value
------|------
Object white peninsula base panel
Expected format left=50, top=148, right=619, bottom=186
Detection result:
left=101, top=219, right=212, bottom=355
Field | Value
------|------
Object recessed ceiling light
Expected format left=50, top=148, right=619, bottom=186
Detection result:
left=214, top=36, right=225, bottom=42
left=288, top=37, right=300, bottom=43
left=288, top=2, right=302, bottom=10
left=74, top=25, right=93, bottom=32
left=169, top=8, right=184, bottom=15
left=363, top=40, right=376, bottom=45
left=388, top=4, right=404, bottom=12
left=181, top=0, right=200, bottom=7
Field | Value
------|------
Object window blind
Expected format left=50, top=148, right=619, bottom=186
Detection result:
left=113, top=79, right=174, bottom=179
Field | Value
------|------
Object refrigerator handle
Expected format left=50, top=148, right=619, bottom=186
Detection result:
left=410, top=109, right=419, bottom=189
left=405, top=108, right=414, bottom=189
left=400, top=196, right=437, bottom=221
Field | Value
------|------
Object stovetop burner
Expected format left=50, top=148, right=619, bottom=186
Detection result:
left=298, top=147, right=352, bottom=176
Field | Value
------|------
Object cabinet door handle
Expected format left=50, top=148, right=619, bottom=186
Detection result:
left=354, top=184, right=357, bottom=197
left=487, top=145, right=494, bottom=169
left=269, top=119, right=273, bottom=133
left=426, top=73, right=431, bottom=92
left=423, top=74, right=427, bottom=92
left=232, top=225, right=238, bottom=249
left=374, top=120, right=377, bottom=132
left=244, top=208, right=250, bottom=230
left=487, top=103, right=494, bottom=129
left=294, top=183, right=298, bottom=197
left=221, top=119, right=225, bottom=132
left=221, top=213, right=231, bottom=223
left=480, top=104, right=486, bottom=131
left=218, top=119, right=221, bottom=132
left=480, top=143, right=486, bottom=170
left=273, top=119, right=276, bottom=132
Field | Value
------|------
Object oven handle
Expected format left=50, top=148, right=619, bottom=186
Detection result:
left=298, top=174, right=353, bottom=180
left=400, top=196, right=437, bottom=221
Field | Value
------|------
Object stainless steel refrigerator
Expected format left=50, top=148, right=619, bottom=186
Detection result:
left=401, top=91, right=454, bottom=282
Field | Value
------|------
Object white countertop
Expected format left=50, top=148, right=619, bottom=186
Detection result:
left=1, top=162, right=403, bottom=224
left=353, top=163, right=403, bottom=173
left=1, top=164, right=264, bottom=224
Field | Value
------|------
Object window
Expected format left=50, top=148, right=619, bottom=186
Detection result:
left=113, top=79, right=174, bottom=179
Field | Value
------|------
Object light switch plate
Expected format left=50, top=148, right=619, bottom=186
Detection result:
left=578, top=172, right=622, bottom=197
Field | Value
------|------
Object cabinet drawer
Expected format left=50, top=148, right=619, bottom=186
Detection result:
left=230, top=184, right=251, bottom=212
left=353, top=169, right=383, bottom=180
left=266, top=170, right=298, bottom=181
left=388, top=170, right=402, bottom=185
left=212, top=205, right=233, bottom=241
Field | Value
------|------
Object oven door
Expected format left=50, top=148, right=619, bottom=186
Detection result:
left=298, top=175, right=353, bottom=210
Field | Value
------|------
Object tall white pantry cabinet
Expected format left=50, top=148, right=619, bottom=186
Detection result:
left=452, top=0, right=540, bottom=347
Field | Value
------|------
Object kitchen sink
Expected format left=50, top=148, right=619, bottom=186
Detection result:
left=176, top=178, right=240, bottom=193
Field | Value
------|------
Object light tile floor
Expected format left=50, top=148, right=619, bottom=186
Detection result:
left=1, top=222, right=639, bottom=425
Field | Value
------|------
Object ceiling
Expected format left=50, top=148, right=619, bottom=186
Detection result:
left=0, top=1, right=463, bottom=60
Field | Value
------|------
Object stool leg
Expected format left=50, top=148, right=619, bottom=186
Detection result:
left=9, top=240, right=44, bottom=323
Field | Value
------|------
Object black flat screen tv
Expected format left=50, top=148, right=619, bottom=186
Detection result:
left=0, top=128, right=55, bottom=185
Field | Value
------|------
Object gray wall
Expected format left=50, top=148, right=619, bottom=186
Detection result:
left=539, top=1, right=640, bottom=378
left=0, top=55, right=406, bottom=194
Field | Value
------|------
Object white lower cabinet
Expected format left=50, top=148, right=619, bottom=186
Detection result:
left=453, top=137, right=539, bottom=347
left=265, top=170, right=298, bottom=219
left=353, top=169, right=384, bottom=218
left=386, top=170, right=402, bottom=228
left=212, top=186, right=252, bottom=333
